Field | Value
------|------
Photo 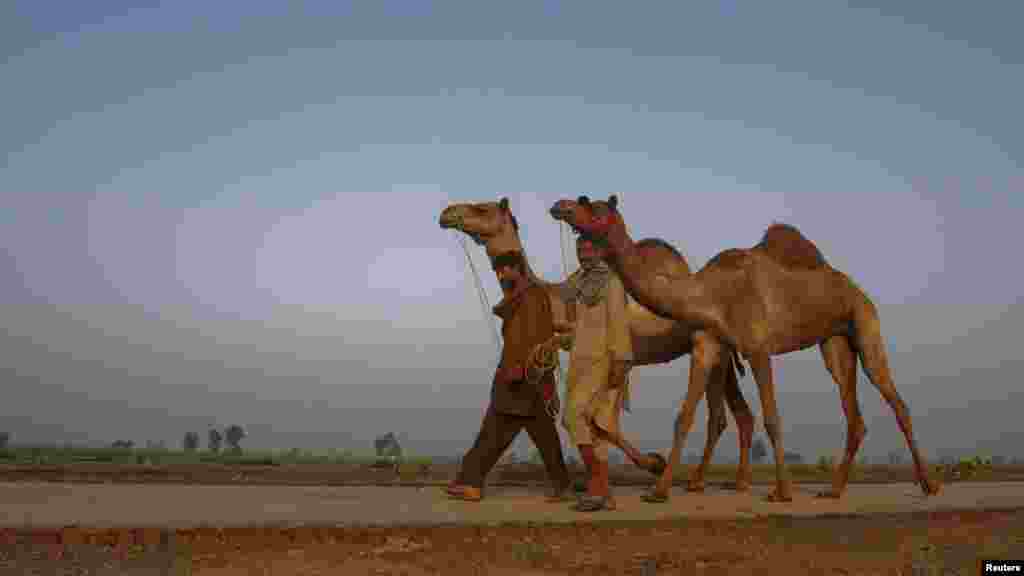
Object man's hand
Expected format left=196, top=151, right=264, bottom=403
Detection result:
left=553, top=323, right=575, bottom=351
left=499, top=364, right=525, bottom=383
left=608, top=359, right=630, bottom=390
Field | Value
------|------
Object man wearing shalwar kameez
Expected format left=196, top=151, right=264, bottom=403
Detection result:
left=560, top=234, right=633, bottom=512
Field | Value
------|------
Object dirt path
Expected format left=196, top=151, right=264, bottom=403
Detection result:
left=3, top=481, right=1024, bottom=528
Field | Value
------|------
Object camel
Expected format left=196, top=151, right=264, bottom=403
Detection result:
left=549, top=195, right=941, bottom=502
left=440, top=198, right=756, bottom=492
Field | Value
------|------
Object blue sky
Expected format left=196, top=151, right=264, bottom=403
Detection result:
left=1, top=0, right=1021, bottom=460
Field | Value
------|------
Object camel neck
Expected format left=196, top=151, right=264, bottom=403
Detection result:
left=603, top=224, right=696, bottom=323
left=488, top=232, right=567, bottom=290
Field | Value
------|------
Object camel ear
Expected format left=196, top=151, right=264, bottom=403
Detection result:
left=499, top=197, right=509, bottom=210
left=578, top=195, right=590, bottom=205
left=608, top=195, right=618, bottom=211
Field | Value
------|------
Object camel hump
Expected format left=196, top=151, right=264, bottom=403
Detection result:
left=756, top=222, right=828, bottom=269
left=636, top=237, right=690, bottom=275
left=705, top=248, right=749, bottom=270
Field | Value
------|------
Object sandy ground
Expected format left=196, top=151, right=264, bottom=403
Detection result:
left=3, top=480, right=1024, bottom=528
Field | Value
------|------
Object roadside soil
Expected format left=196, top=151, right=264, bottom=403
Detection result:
left=2, top=461, right=1021, bottom=487
left=2, top=508, right=1022, bottom=575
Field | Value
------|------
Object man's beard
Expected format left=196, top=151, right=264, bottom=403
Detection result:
left=499, top=278, right=516, bottom=292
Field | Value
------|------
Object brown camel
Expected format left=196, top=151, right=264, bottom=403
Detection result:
left=549, top=195, right=941, bottom=502
left=440, top=198, right=756, bottom=492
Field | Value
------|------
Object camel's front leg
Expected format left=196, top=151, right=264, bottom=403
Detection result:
left=750, top=353, right=793, bottom=502
left=643, top=333, right=714, bottom=503
left=817, top=336, right=865, bottom=499
left=592, top=385, right=666, bottom=478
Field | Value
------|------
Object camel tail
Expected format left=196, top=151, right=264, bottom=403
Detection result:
left=849, top=287, right=893, bottom=390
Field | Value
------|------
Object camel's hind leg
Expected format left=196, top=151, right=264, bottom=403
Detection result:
left=817, top=336, right=865, bottom=499
left=643, top=332, right=716, bottom=503
left=688, top=349, right=755, bottom=493
left=853, top=305, right=941, bottom=496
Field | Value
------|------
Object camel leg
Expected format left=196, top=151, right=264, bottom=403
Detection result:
left=817, top=336, right=866, bottom=499
left=582, top=373, right=666, bottom=478
left=722, top=352, right=755, bottom=492
left=595, top=422, right=665, bottom=477
left=750, top=353, right=793, bottom=502
left=688, top=365, right=727, bottom=493
left=643, top=332, right=715, bottom=503
left=854, top=313, right=941, bottom=496
left=685, top=349, right=754, bottom=493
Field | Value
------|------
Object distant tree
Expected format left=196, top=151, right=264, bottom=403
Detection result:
left=111, top=440, right=134, bottom=450
left=783, top=451, right=803, bottom=464
left=208, top=429, right=223, bottom=453
left=817, top=454, right=835, bottom=472
left=992, top=455, right=1006, bottom=466
left=224, top=425, right=246, bottom=453
left=374, top=432, right=402, bottom=460
left=887, top=450, right=902, bottom=466
left=528, top=448, right=543, bottom=465
left=752, top=437, right=768, bottom=463
left=0, top=432, right=9, bottom=449
left=183, top=432, right=200, bottom=452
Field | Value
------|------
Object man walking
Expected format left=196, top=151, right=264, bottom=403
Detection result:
left=560, top=234, right=633, bottom=511
left=446, top=250, right=572, bottom=502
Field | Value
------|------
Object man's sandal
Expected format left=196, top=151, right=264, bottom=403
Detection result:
left=572, top=494, right=616, bottom=512
left=446, top=485, right=482, bottom=502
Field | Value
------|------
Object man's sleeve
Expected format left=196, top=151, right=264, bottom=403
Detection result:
left=606, top=273, right=633, bottom=362
left=512, top=287, right=555, bottom=370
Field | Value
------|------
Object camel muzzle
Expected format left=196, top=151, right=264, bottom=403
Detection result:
left=439, top=212, right=460, bottom=229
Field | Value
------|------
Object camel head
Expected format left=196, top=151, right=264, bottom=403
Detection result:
left=439, top=197, right=520, bottom=245
left=548, top=194, right=624, bottom=242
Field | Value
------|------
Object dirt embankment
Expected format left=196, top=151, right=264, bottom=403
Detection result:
left=2, top=508, right=1022, bottom=575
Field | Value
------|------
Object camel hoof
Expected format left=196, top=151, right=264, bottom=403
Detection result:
left=645, top=452, right=667, bottom=477
left=641, top=489, right=670, bottom=503
left=815, top=490, right=843, bottom=499
left=764, top=490, right=793, bottom=503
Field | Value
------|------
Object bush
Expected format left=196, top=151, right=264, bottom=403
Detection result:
left=817, top=455, right=834, bottom=473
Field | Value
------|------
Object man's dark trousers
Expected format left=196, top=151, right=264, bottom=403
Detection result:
left=456, top=401, right=570, bottom=491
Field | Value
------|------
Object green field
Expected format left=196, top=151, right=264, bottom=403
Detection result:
left=0, top=444, right=432, bottom=468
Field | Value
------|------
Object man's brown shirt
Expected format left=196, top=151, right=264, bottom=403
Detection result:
left=490, top=282, right=555, bottom=416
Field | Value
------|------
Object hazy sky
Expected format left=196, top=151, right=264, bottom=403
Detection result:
left=2, top=0, right=1021, bottom=462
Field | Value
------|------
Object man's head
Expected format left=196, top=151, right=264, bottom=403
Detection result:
left=491, top=250, right=527, bottom=294
left=576, top=234, right=606, bottom=268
